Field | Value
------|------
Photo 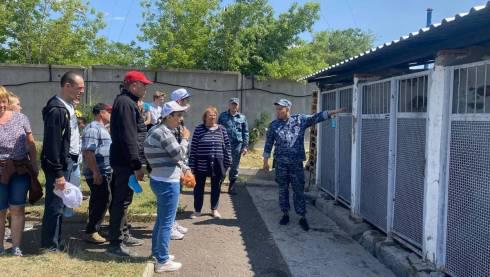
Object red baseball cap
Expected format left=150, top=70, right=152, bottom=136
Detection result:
left=124, top=70, right=153, bottom=85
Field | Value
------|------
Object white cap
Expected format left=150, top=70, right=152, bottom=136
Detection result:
left=171, top=88, right=191, bottom=101
left=161, top=101, right=189, bottom=118
left=54, top=182, right=83, bottom=209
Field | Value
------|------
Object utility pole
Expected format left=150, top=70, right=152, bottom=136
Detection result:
left=425, top=8, right=433, bottom=69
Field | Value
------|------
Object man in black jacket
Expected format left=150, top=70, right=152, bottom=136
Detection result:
left=107, top=70, right=151, bottom=257
left=41, top=71, right=85, bottom=251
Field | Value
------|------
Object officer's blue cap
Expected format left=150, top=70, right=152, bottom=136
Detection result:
left=274, top=99, right=292, bottom=108
left=229, top=98, right=240, bottom=104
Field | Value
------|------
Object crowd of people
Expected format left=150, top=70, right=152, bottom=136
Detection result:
left=0, top=70, right=342, bottom=273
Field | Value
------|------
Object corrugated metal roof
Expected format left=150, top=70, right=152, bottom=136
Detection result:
left=303, top=2, right=490, bottom=82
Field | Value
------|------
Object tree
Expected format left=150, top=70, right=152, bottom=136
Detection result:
left=139, top=0, right=220, bottom=69
left=0, top=0, right=144, bottom=66
left=140, top=0, right=320, bottom=76
left=264, top=28, right=375, bottom=80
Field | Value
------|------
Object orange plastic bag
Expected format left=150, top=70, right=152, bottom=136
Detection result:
left=180, top=170, right=196, bottom=188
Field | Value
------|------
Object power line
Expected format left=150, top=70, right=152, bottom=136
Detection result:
left=105, top=0, right=119, bottom=41
left=116, top=0, right=135, bottom=42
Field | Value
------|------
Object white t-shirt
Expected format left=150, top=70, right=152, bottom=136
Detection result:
left=57, top=96, right=80, bottom=155
left=149, top=102, right=163, bottom=125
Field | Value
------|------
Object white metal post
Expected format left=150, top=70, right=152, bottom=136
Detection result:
left=350, top=77, right=362, bottom=216
left=334, top=89, right=340, bottom=199
left=423, top=66, right=450, bottom=267
left=387, top=78, right=398, bottom=236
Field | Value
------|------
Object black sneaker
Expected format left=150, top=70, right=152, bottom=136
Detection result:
left=228, top=180, right=236, bottom=194
left=279, top=214, right=290, bottom=225
left=106, top=244, right=135, bottom=258
left=299, top=217, right=310, bottom=231
left=123, top=235, right=144, bottom=246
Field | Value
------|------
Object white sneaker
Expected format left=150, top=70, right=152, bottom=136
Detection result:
left=154, top=260, right=182, bottom=272
left=174, top=222, right=188, bottom=234
left=190, top=212, right=201, bottom=219
left=170, top=227, right=184, bottom=240
left=151, top=254, right=175, bottom=262
left=212, top=210, right=222, bottom=219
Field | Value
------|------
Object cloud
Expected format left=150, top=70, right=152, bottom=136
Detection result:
left=111, top=16, right=125, bottom=21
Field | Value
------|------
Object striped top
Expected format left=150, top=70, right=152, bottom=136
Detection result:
left=144, top=124, right=189, bottom=182
left=81, top=121, right=112, bottom=178
left=189, top=124, right=232, bottom=173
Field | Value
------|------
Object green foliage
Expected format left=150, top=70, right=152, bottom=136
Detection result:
left=248, top=112, right=270, bottom=150
left=140, top=0, right=322, bottom=77
left=0, top=0, right=144, bottom=66
left=140, top=0, right=373, bottom=80
left=140, top=0, right=220, bottom=69
left=0, top=0, right=374, bottom=79
left=264, top=28, right=375, bottom=80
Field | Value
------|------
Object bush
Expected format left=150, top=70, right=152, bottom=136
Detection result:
left=249, top=112, right=270, bottom=150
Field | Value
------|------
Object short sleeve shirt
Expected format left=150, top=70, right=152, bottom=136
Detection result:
left=81, top=121, right=112, bottom=178
left=0, top=112, right=32, bottom=160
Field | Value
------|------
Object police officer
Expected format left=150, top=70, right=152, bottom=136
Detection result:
left=262, top=99, right=343, bottom=231
left=218, top=98, right=249, bottom=194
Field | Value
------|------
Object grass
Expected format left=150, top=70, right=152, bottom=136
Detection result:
left=239, top=148, right=310, bottom=169
left=0, top=251, right=146, bottom=277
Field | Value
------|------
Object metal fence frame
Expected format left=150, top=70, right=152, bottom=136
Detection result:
left=442, top=60, right=490, bottom=277
left=357, top=78, right=393, bottom=232
left=391, top=71, right=431, bottom=252
left=317, top=86, right=353, bottom=205
left=318, top=89, right=338, bottom=198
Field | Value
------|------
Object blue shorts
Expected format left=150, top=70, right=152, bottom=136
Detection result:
left=0, top=174, right=30, bottom=210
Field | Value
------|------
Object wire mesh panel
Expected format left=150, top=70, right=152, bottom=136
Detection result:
left=320, top=91, right=337, bottom=196
left=392, top=74, right=428, bottom=248
left=393, top=118, right=426, bottom=246
left=445, top=62, right=490, bottom=277
left=338, top=88, right=353, bottom=203
left=360, top=81, right=391, bottom=231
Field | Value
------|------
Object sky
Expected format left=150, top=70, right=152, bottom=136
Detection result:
left=93, top=0, right=488, bottom=48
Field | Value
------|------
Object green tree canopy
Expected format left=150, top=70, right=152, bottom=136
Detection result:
left=0, top=0, right=144, bottom=66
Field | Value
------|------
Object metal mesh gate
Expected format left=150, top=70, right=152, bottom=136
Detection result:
left=360, top=81, right=391, bottom=231
left=338, top=88, right=353, bottom=204
left=445, top=62, right=490, bottom=277
left=393, top=74, right=429, bottom=248
left=320, top=91, right=337, bottom=196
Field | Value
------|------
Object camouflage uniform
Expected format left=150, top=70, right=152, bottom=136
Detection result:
left=263, top=111, right=329, bottom=215
left=218, top=110, right=249, bottom=184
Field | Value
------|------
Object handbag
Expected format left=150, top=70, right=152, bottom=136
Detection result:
left=1, top=159, right=43, bottom=204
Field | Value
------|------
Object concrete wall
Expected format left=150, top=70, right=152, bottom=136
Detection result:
left=0, top=64, right=316, bottom=138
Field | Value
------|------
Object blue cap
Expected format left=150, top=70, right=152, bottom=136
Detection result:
left=274, top=99, right=292, bottom=108
left=171, top=88, right=191, bottom=101
left=229, top=98, right=240, bottom=104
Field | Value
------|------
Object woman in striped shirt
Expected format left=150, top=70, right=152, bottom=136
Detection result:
left=144, top=101, right=190, bottom=272
left=189, top=107, right=232, bottom=219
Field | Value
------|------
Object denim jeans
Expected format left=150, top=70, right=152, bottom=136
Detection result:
left=64, top=160, right=81, bottom=217
left=228, top=143, right=242, bottom=183
left=41, top=158, right=74, bottom=250
left=0, top=174, right=30, bottom=210
left=150, top=178, right=180, bottom=263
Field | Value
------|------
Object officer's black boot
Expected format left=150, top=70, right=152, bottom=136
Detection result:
left=279, top=213, right=290, bottom=225
left=299, top=217, right=310, bottom=231
left=228, top=179, right=236, bottom=194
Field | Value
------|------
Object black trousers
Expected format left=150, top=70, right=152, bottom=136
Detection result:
left=85, top=175, right=111, bottom=234
left=193, top=165, right=224, bottom=212
left=108, top=166, right=133, bottom=245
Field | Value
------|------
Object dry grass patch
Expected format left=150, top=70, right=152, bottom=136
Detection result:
left=0, top=251, right=146, bottom=277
